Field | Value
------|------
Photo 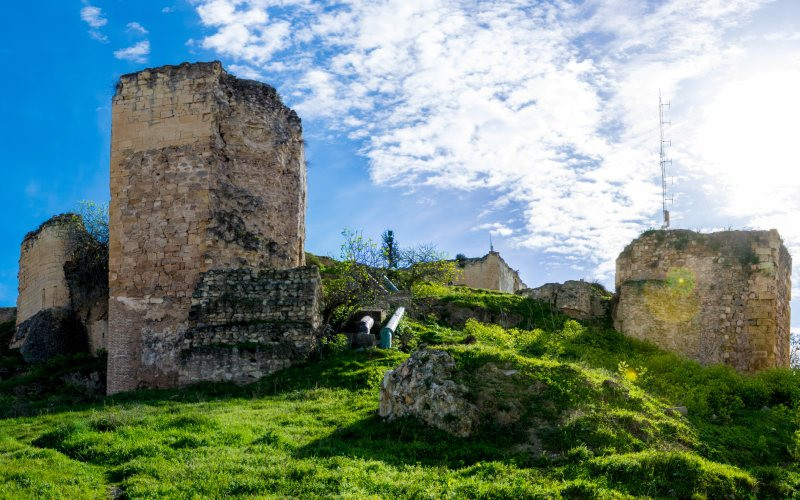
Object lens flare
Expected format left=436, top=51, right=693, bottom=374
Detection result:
left=644, top=267, right=699, bottom=324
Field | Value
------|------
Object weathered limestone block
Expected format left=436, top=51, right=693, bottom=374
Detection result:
left=613, top=229, right=792, bottom=372
left=517, top=280, right=610, bottom=320
left=13, top=215, right=108, bottom=361
left=379, top=349, right=479, bottom=437
left=452, top=251, right=526, bottom=293
left=108, top=61, right=309, bottom=393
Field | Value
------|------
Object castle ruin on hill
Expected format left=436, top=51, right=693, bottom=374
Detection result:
left=106, top=62, right=320, bottom=394
left=452, top=251, right=526, bottom=293
left=7, top=61, right=794, bottom=384
left=613, top=229, right=791, bottom=372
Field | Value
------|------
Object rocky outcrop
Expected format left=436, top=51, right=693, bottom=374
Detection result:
left=517, top=280, right=610, bottom=321
left=379, top=349, right=478, bottom=437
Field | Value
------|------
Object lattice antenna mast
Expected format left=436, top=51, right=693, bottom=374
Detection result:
left=659, top=91, right=672, bottom=229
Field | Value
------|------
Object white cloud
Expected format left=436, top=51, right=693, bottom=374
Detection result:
left=88, top=30, right=108, bottom=43
left=126, top=22, right=149, bottom=35
left=473, top=223, right=514, bottom=238
left=80, top=5, right=107, bottom=28
left=228, top=64, right=264, bottom=80
left=162, top=6, right=175, bottom=14
left=114, top=40, right=150, bottom=63
left=81, top=4, right=109, bottom=42
left=192, top=0, right=800, bottom=284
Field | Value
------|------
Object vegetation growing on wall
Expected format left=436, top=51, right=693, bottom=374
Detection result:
left=62, top=202, right=109, bottom=309
left=319, top=229, right=457, bottom=330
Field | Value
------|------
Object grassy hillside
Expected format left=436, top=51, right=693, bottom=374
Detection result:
left=1, top=286, right=798, bottom=498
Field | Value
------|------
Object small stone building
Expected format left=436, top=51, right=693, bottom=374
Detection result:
left=452, top=251, right=526, bottom=293
left=614, top=229, right=791, bottom=372
left=12, top=215, right=108, bottom=362
left=107, top=61, right=320, bottom=393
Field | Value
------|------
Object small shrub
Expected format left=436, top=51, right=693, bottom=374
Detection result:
left=394, top=321, right=418, bottom=353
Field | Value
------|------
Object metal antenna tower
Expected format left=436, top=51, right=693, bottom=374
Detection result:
left=659, top=91, right=672, bottom=229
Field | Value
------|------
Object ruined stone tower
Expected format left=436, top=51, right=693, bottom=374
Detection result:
left=107, top=62, right=319, bottom=394
left=16, top=216, right=74, bottom=328
left=614, top=229, right=791, bottom=372
left=14, top=215, right=108, bottom=362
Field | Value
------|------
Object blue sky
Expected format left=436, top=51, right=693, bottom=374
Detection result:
left=1, top=0, right=799, bottom=333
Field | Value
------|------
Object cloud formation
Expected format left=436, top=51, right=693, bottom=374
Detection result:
left=80, top=5, right=107, bottom=28
left=191, top=0, right=799, bottom=285
left=80, top=4, right=108, bottom=42
left=114, top=40, right=150, bottom=63
left=126, top=22, right=149, bottom=35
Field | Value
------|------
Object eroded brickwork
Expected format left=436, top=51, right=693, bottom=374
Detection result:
left=108, top=62, right=311, bottom=393
left=182, top=267, right=321, bottom=384
left=453, top=252, right=526, bottom=293
left=614, top=229, right=791, bottom=372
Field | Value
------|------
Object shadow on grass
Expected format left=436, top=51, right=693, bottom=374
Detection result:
left=0, top=349, right=406, bottom=420
left=293, top=414, right=524, bottom=469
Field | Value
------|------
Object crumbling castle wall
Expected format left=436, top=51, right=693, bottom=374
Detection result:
left=16, top=217, right=74, bottom=327
left=184, top=267, right=321, bottom=384
left=453, top=251, right=526, bottom=293
left=12, top=215, right=108, bottom=362
left=614, top=229, right=791, bottom=372
left=107, top=61, right=313, bottom=393
left=518, top=280, right=610, bottom=321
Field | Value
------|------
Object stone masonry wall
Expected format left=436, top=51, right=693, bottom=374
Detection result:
left=453, top=252, right=526, bottom=293
left=614, top=229, right=791, bottom=372
left=13, top=215, right=108, bottom=360
left=182, top=267, right=321, bottom=384
left=16, top=217, right=73, bottom=327
left=108, top=62, right=309, bottom=393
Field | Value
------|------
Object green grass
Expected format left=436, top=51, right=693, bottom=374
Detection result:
left=1, top=285, right=798, bottom=498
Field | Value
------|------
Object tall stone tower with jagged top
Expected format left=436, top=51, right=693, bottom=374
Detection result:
left=107, top=62, right=319, bottom=394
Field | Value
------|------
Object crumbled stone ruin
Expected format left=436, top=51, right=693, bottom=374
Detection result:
left=517, top=280, right=610, bottom=321
left=107, top=61, right=320, bottom=393
left=452, top=251, right=526, bottom=293
left=613, top=229, right=791, bottom=372
left=12, top=215, right=108, bottom=363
